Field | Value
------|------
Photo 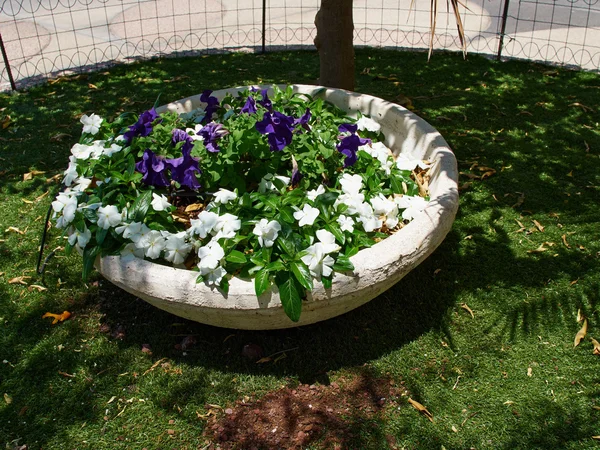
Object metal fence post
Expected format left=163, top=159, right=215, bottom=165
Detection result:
left=497, top=0, right=511, bottom=60
left=0, top=33, right=17, bottom=91
left=261, top=0, right=267, bottom=53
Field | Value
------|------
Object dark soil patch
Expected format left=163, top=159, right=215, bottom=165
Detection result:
left=204, top=370, right=407, bottom=449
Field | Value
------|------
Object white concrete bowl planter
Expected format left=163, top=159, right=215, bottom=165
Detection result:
left=95, top=84, right=459, bottom=330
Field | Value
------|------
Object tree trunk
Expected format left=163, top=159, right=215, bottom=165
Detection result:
left=314, top=0, right=355, bottom=91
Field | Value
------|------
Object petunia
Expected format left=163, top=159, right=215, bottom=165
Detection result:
left=97, top=205, right=122, bottom=230
left=241, top=96, right=257, bottom=114
left=151, top=193, right=171, bottom=211
left=135, top=149, right=170, bottom=187
left=255, top=111, right=295, bottom=151
left=200, top=90, right=220, bottom=124
left=171, top=128, right=194, bottom=154
left=198, top=122, right=229, bottom=153
left=124, top=108, right=159, bottom=143
left=252, top=218, right=281, bottom=248
left=291, top=155, right=302, bottom=186
left=294, top=204, right=320, bottom=227
left=293, top=108, right=311, bottom=132
left=166, top=147, right=202, bottom=190
left=336, top=123, right=371, bottom=168
left=257, top=89, right=273, bottom=112
left=80, top=113, right=103, bottom=135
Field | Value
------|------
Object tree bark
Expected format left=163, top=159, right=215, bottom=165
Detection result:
left=314, top=0, right=355, bottom=91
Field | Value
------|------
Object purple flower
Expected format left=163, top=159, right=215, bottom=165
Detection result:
left=135, top=149, right=170, bottom=187
left=171, top=128, right=194, bottom=154
left=200, top=90, right=219, bottom=124
left=336, top=123, right=371, bottom=168
left=293, top=108, right=311, bottom=132
left=124, top=108, right=160, bottom=143
left=198, top=122, right=229, bottom=153
left=241, top=96, right=257, bottom=115
left=166, top=147, right=202, bottom=190
left=258, top=89, right=273, bottom=112
left=255, top=111, right=295, bottom=151
left=291, top=155, right=302, bottom=186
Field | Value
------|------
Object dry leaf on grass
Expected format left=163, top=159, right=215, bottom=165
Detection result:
left=461, top=303, right=474, bottom=319
left=22, top=199, right=34, bottom=204
left=408, top=398, right=434, bottom=422
left=8, top=276, right=31, bottom=285
left=561, top=234, right=571, bottom=248
left=591, top=338, right=600, bottom=355
left=28, top=284, right=47, bottom=292
left=6, top=226, right=25, bottom=235
left=4, top=393, right=12, bottom=404
left=574, top=319, right=588, bottom=347
left=577, top=309, right=584, bottom=322
left=532, top=220, right=545, bottom=232
left=23, top=170, right=46, bottom=181
left=42, top=311, right=71, bottom=325
left=527, top=367, right=533, bottom=377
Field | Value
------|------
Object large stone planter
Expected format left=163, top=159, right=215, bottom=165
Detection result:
left=96, top=85, right=459, bottom=330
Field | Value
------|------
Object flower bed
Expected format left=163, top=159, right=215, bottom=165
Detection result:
left=53, top=84, right=458, bottom=329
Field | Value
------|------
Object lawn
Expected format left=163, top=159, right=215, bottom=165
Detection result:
left=1, top=49, right=599, bottom=449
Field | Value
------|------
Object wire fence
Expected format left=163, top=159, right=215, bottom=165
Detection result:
left=1, top=0, right=599, bottom=90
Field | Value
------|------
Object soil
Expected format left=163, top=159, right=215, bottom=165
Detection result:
left=203, top=371, right=407, bottom=449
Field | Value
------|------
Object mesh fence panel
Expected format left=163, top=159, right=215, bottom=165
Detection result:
left=1, top=0, right=599, bottom=89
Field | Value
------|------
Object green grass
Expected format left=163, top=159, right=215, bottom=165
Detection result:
left=1, top=49, right=599, bottom=449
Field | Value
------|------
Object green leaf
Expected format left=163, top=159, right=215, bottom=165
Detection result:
left=220, top=277, right=230, bottom=294
left=279, top=206, right=295, bottom=224
left=276, top=236, right=296, bottom=257
left=322, top=276, right=332, bottom=289
left=81, top=208, right=98, bottom=223
left=333, top=254, right=355, bottom=272
left=290, top=260, right=313, bottom=291
left=226, top=249, right=247, bottom=264
left=129, top=189, right=152, bottom=222
left=255, top=267, right=271, bottom=297
left=276, top=272, right=303, bottom=322
left=325, top=223, right=345, bottom=245
left=266, top=260, right=286, bottom=272
left=95, top=227, right=108, bottom=245
left=82, top=246, right=101, bottom=281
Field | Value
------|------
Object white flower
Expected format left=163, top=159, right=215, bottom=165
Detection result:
left=67, top=226, right=91, bottom=248
left=186, top=124, right=204, bottom=141
left=70, top=143, right=94, bottom=160
left=396, top=154, right=431, bottom=172
left=197, top=241, right=225, bottom=272
left=63, top=156, right=78, bottom=186
left=258, top=173, right=290, bottom=193
left=293, top=204, right=320, bottom=227
left=213, top=188, right=237, bottom=206
left=97, top=205, right=121, bottom=230
left=151, top=193, right=171, bottom=212
left=315, top=229, right=341, bottom=254
left=120, top=243, right=145, bottom=262
left=356, top=202, right=382, bottom=232
left=115, top=221, right=142, bottom=239
left=72, top=177, right=92, bottom=192
left=188, top=211, right=219, bottom=239
left=395, top=195, right=429, bottom=221
left=130, top=224, right=152, bottom=245
left=142, top=230, right=166, bottom=259
left=339, top=173, right=363, bottom=195
left=52, top=192, right=78, bottom=228
left=252, top=219, right=281, bottom=248
left=213, top=213, right=241, bottom=240
left=104, top=143, right=123, bottom=157
left=334, top=192, right=365, bottom=216
left=356, top=116, right=381, bottom=132
left=164, top=233, right=192, bottom=265
left=90, top=140, right=106, bottom=159
left=371, top=194, right=399, bottom=228
left=203, top=266, right=227, bottom=287
left=337, top=214, right=354, bottom=233
left=80, top=113, right=103, bottom=135
left=306, top=185, right=326, bottom=202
